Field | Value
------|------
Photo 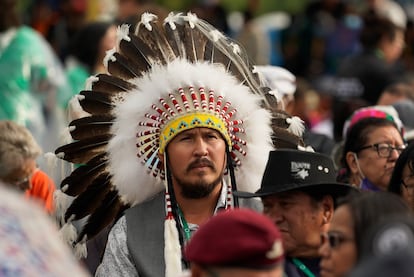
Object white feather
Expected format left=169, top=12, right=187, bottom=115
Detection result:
left=185, top=12, right=198, bottom=28
left=59, top=221, right=77, bottom=245
left=74, top=241, right=88, bottom=259
left=85, top=75, right=98, bottom=90
left=103, top=48, right=117, bottom=69
left=54, top=190, right=73, bottom=225
left=286, top=116, right=305, bottom=137
left=68, top=95, right=91, bottom=121
left=164, top=218, right=182, bottom=277
left=140, top=13, right=158, bottom=31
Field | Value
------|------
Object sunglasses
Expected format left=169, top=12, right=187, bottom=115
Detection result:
left=320, top=232, right=354, bottom=249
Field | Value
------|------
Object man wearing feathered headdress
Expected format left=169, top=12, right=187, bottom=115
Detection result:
left=54, top=12, right=274, bottom=277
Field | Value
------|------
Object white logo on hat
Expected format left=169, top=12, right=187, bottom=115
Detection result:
left=266, top=241, right=283, bottom=259
left=291, top=162, right=310, bottom=180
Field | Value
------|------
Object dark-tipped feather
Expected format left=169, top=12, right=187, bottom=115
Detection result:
left=64, top=173, right=112, bottom=221
left=69, top=115, right=114, bottom=140
left=164, top=23, right=187, bottom=58
left=181, top=23, right=208, bottom=62
left=271, top=126, right=304, bottom=149
left=92, top=73, right=136, bottom=93
left=60, top=153, right=109, bottom=196
left=77, top=190, right=127, bottom=241
left=119, top=34, right=152, bottom=71
left=107, top=53, right=143, bottom=80
left=78, top=91, right=115, bottom=115
left=136, top=19, right=175, bottom=64
left=55, top=134, right=111, bottom=164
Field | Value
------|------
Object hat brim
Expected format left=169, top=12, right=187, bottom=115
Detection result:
left=234, top=182, right=358, bottom=200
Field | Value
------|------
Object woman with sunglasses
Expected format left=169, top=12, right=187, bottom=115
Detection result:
left=388, top=142, right=414, bottom=208
left=338, top=106, right=406, bottom=191
left=319, top=191, right=410, bottom=277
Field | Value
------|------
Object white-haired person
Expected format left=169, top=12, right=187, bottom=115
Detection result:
left=0, top=120, right=55, bottom=213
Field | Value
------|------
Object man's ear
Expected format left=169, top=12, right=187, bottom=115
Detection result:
left=321, top=195, right=334, bottom=225
left=345, top=151, right=359, bottom=175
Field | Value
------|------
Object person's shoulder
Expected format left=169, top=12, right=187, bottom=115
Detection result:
left=13, top=26, right=45, bottom=43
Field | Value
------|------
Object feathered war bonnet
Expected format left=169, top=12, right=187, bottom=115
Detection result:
left=54, top=12, right=273, bottom=276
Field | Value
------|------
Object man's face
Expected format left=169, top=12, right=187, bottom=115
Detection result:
left=262, top=191, right=329, bottom=257
left=166, top=127, right=226, bottom=199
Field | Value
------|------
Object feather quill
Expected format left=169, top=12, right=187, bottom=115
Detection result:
left=164, top=13, right=187, bottom=58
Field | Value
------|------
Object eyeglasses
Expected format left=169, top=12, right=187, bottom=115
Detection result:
left=320, top=232, right=354, bottom=249
left=358, top=143, right=406, bottom=158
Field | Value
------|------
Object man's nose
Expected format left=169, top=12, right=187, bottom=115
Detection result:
left=193, top=137, right=208, bottom=156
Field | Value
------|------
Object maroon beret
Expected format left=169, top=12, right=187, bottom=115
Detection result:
left=184, top=208, right=284, bottom=269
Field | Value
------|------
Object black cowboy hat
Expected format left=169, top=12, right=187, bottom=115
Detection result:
left=234, top=149, right=357, bottom=199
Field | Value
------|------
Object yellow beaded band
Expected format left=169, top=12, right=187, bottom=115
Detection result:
left=159, top=112, right=232, bottom=154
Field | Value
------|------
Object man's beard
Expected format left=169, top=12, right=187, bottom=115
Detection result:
left=176, top=174, right=223, bottom=199
left=174, top=158, right=225, bottom=199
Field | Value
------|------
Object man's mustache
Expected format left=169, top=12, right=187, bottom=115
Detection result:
left=186, top=158, right=215, bottom=172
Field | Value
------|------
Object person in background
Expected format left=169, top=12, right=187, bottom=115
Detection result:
left=319, top=191, right=411, bottom=277
left=0, top=0, right=71, bottom=154
left=184, top=208, right=285, bottom=277
left=377, top=81, right=414, bottom=106
left=254, top=65, right=335, bottom=155
left=337, top=106, right=405, bottom=190
left=0, top=181, right=90, bottom=277
left=348, top=213, right=414, bottom=277
left=388, top=142, right=414, bottom=208
left=336, top=11, right=406, bottom=105
left=376, top=80, right=414, bottom=142
left=235, top=149, right=357, bottom=277
left=65, top=20, right=117, bottom=100
left=0, top=120, right=55, bottom=213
